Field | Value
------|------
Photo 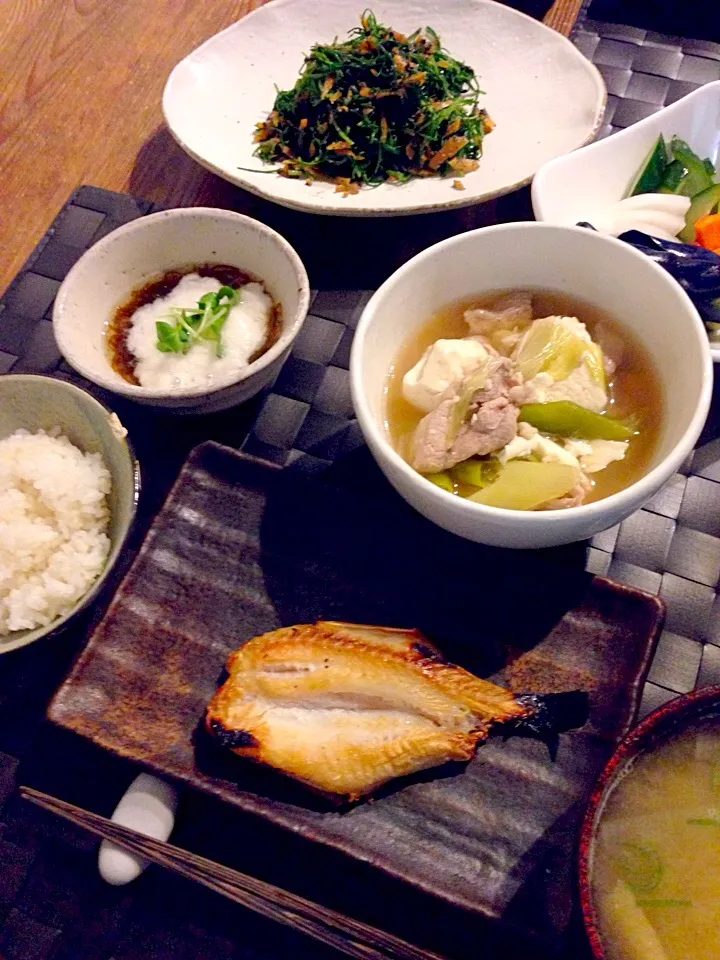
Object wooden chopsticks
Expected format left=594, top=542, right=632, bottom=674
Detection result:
left=20, top=786, right=447, bottom=960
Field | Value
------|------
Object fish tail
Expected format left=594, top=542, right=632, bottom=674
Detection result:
left=493, top=691, right=589, bottom=756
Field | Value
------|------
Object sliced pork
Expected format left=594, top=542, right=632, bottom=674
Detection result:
left=464, top=291, right=533, bottom=335
left=411, top=358, right=519, bottom=474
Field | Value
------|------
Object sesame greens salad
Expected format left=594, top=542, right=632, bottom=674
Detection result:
left=253, top=11, right=493, bottom=194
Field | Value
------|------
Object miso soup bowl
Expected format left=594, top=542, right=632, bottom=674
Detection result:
left=350, top=222, right=713, bottom=549
left=579, top=685, right=720, bottom=959
left=53, top=208, right=310, bottom=414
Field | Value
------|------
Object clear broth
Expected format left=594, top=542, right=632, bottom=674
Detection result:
left=592, top=720, right=720, bottom=960
left=384, top=289, right=665, bottom=506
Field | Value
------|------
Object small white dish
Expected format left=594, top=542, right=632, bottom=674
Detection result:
left=163, top=0, right=606, bottom=217
left=532, top=81, right=720, bottom=360
left=350, top=222, right=712, bottom=549
left=53, top=208, right=310, bottom=413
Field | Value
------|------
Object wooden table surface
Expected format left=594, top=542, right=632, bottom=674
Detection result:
left=0, top=0, right=583, bottom=298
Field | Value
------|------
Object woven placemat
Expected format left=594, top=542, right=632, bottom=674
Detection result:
left=574, top=18, right=720, bottom=137
left=2, top=180, right=719, bottom=732
left=1, top=23, right=720, bottom=956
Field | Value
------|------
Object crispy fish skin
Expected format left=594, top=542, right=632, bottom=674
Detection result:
left=206, top=622, right=559, bottom=800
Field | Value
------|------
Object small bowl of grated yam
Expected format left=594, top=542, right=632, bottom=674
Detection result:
left=0, top=375, right=140, bottom=654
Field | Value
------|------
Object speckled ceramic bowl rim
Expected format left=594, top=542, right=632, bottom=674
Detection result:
left=578, top=684, right=720, bottom=959
left=53, top=208, right=311, bottom=401
left=0, top=375, right=141, bottom=655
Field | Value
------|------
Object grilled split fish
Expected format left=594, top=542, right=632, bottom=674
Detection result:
left=205, top=621, right=588, bottom=800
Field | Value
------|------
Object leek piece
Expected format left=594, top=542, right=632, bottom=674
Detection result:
left=599, top=880, right=669, bottom=960
left=468, top=460, right=580, bottom=510
left=584, top=341, right=606, bottom=390
left=451, top=458, right=500, bottom=489
left=637, top=899, right=692, bottom=908
left=614, top=843, right=663, bottom=894
left=520, top=401, right=635, bottom=441
left=445, top=361, right=488, bottom=445
left=426, top=472, right=454, bottom=492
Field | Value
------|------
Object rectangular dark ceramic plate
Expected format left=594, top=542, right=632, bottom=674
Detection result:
left=49, top=442, right=664, bottom=939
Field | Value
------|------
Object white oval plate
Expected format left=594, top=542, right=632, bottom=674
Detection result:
left=163, top=0, right=606, bottom=217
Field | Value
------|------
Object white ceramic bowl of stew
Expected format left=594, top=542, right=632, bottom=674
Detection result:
left=53, top=208, right=310, bottom=414
left=350, top=222, right=712, bottom=549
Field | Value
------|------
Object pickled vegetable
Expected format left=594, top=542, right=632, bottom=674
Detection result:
left=629, top=134, right=668, bottom=197
left=694, top=213, right=720, bottom=251
left=468, top=461, right=580, bottom=510
left=520, top=401, right=635, bottom=440
left=657, top=158, right=686, bottom=195
left=630, top=135, right=715, bottom=202
left=666, top=137, right=714, bottom=199
left=679, top=183, right=720, bottom=243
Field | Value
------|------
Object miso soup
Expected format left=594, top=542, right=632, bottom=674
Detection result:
left=592, top=720, right=720, bottom=960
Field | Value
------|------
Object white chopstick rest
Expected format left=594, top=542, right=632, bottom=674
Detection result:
left=98, top=774, right=178, bottom=885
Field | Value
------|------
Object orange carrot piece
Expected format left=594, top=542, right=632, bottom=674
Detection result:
left=695, top=213, right=720, bottom=250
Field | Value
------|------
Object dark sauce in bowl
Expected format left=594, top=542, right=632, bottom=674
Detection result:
left=106, top=263, right=281, bottom=386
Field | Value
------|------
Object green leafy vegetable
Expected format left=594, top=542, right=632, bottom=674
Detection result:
left=155, top=286, right=240, bottom=358
left=613, top=843, right=663, bottom=895
left=686, top=817, right=720, bottom=826
left=636, top=899, right=692, bottom=908
left=253, top=10, right=493, bottom=192
left=519, top=401, right=636, bottom=441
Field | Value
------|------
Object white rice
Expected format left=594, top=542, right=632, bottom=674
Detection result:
left=0, top=430, right=111, bottom=635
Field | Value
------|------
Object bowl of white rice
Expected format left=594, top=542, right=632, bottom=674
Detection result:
left=52, top=207, right=310, bottom=414
left=0, top=375, right=139, bottom=654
